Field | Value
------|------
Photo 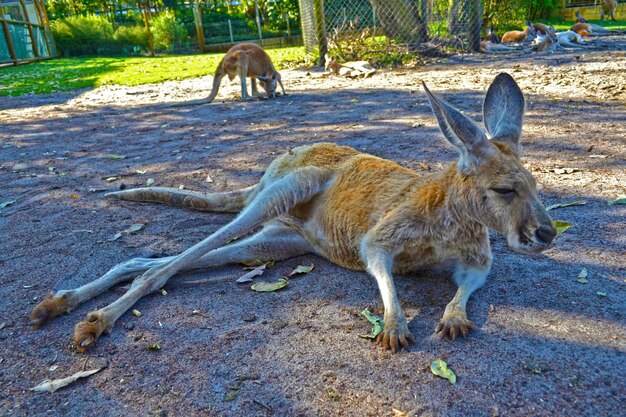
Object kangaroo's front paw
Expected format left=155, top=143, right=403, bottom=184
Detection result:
left=73, top=312, right=112, bottom=353
left=375, top=316, right=414, bottom=353
left=30, top=292, right=71, bottom=328
left=436, top=310, right=474, bottom=340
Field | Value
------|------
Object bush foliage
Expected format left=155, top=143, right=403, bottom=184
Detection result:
left=52, top=15, right=149, bottom=56
left=150, top=11, right=188, bottom=52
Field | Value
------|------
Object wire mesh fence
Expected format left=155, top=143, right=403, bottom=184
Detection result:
left=301, top=0, right=484, bottom=64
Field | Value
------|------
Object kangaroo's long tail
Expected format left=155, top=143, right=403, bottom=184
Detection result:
left=106, top=185, right=258, bottom=213
left=206, top=58, right=226, bottom=103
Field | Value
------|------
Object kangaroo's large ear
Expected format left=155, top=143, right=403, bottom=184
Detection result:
left=483, top=72, right=525, bottom=151
left=256, top=75, right=269, bottom=82
left=422, top=82, right=494, bottom=174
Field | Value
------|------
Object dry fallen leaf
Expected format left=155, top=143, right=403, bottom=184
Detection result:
left=236, top=263, right=267, bottom=283
left=31, top=368, right=104, bottom=393
left=577, top=268, right=588, bottom=284
left=132, top=309, right=141, bottom=317
left=288, top=264, right=314, bottom=277
left=251, top=278, right=288, bottom=292
left=545, top=200, right=587, bottom=211
left=0, top=200, right=16, bottom=209
left=146, top=178, right=155, bottom=186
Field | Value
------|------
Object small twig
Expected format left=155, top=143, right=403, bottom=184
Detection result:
left=253, top=399, right=272, bottom=411
left=81, top=358, right=89, bottom=372
left=179, top=279, right=214, bottom=286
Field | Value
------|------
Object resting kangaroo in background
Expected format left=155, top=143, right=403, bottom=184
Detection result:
left=206, top=43, right=285, bottom=103
left=31, top=73, right=557, bottom=353
left=502, top=22, right=536, bottom=43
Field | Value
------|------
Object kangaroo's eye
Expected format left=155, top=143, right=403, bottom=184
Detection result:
left=491, top=187, right=515, bottom=195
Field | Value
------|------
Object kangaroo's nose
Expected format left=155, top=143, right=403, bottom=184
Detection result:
left=535, top=224, right=557, bottom=244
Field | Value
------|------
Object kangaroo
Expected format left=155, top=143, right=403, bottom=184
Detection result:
left=206, top=43, right=285, bottom=103
left=556, top=29, right=589, bottom=48
left=571, top=21, right=612, bottom=36
left=324, top=54, right=376, bottom=78
left=483, top=26, right=500, bottom=44
left=532, top=26, right=558, bottom=52
left=479, top=40, right=521, bottom=54
left=502, top=22, right=536, bottom=43
left=30, top=73, right=557, bottom=353
left=601, top=0, right=618, bottom=21
left=531, top=22, right=550, bottom=35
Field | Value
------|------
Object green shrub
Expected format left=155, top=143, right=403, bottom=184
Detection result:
left=51, top=15, right=116, bottom=56
left=150, top=11, right=188, bottom=52
left=114, top=25, right=148, bottom=51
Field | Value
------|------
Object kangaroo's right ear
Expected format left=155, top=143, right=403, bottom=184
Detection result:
left=422, top=82, right=494, bottom=174
left=483, top=72, right=525, bottom=151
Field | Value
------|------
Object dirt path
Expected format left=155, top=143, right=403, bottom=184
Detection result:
left=1, top=37, right=625, bottom=417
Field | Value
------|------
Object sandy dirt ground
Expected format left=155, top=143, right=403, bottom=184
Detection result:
left=1, top=36, right=625, bottom=417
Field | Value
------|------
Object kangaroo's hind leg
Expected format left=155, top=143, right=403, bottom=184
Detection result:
left=72, top=167, right=328, bottom=352
left=30, top=185, right=258, bottom=328
left=30, top=222, right=310, bottom=329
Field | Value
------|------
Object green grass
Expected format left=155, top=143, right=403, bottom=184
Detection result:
left=537, top=18, right=626, bottom=32
left=0, top=46, right=306, bottom=96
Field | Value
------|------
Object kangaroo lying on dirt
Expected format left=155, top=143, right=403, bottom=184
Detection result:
left=30, top=73, right=557, bottom=353
left=501, top=22, right=536, bottom=43
left=571, top=18, right=613, bottom=36
left=206, top=43, right=285, bottom=103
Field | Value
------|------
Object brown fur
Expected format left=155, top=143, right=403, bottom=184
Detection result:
left=502, top=26, right=531, bottom=43
left=206, top=43, right=285, bottom=103
left=31, top=73, right=556, bottom=353
left=532, top=22, right=549, bottom=34
left=571, top=22, right=591, bottom=35
left=73, top=312, right=112, bottom=353
left=29, top=292, right=71, bottom=328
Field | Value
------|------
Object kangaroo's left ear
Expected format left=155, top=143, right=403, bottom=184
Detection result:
left=256, top=75, right=269, bottom=82
left=422, top=81, right=495, bottom=174
left=483, top=72, right=525, bottom=152
left=271, top=73, right=277, bottom=80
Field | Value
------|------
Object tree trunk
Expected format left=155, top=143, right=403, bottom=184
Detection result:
left=369, top=0, right=428, bottom=43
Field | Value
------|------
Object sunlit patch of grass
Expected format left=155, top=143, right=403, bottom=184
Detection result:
left=538, top=18, right=626, bottom=32
left=0, top=46, right=306, bottom=96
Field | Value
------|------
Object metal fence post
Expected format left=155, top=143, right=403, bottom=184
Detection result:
left=254, top=0, right=263, bottom=45
left=228, top=19, right=234, bottom=43
left=313, top=0, right=327, bottom=66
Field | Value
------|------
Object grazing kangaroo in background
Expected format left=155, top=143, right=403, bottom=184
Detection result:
left=31, top=73, right=557, bottom=353
left=601, top=0, right=618, bottom=20
left=206, top=43, right=285, bottom=103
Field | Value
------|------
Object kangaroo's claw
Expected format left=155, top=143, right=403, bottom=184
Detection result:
left=436, top=311, right=474, bottom=340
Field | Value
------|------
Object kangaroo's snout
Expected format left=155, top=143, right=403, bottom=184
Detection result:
left=535, top=223, right=557, bottom=245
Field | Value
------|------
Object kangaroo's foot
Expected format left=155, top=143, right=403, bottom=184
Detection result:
left=30, top=292, right=72, bottom=328
left=436, top=309, right=474, bottom=340
left=376, top=314, right=414, bottom=352
left=73, top=311, right=114, bottom=353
